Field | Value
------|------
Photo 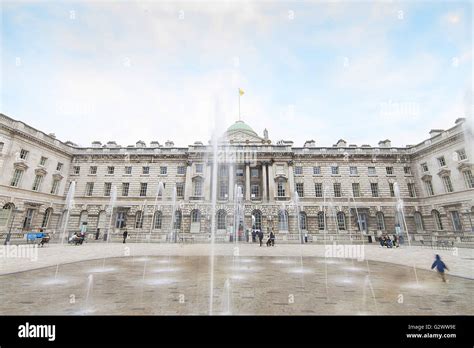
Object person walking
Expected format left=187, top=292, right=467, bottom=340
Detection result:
left=431, top=254, right=449, bottom=282
left=258, top=229, right=264, bottom=247
left=123, top=229, right=128, bottom=244
left=252, top=229, right=256, bottom=243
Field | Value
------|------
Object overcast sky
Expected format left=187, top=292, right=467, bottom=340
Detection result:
left=1, top=0, right=472, bottom=147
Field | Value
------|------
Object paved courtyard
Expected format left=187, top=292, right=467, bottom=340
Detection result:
left=0, top=243, right=473, bottom=315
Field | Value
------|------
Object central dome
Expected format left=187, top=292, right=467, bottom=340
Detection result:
left=226, top=120, right=257, bottom=135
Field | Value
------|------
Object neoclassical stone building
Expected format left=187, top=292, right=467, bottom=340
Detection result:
left=0, top=113, right=473, bottom=243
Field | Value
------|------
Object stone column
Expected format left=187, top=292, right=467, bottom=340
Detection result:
left=262, top=162, right=268, bottom=202
left=228, top=164, right=234, bottom=201
left=184, top=161, right=193, bottom=201
left=204, top=162, right=211, bottom=201
left=268, top=161, right=275, bottom=202
left=287, top=160, right=295, bottom=199
left=245, top=163, right=251, bottom=201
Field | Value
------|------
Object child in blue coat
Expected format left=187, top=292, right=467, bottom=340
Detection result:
left=431, top=254, right=449, bottom=282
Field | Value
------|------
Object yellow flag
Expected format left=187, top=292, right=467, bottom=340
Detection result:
left=239, top=88, right=245, bottom=96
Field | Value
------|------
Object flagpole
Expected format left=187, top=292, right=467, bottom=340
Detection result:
left=238, top=89, right=241, bottom=121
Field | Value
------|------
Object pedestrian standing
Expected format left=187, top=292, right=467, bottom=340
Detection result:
left=123, top=229, right=128, bottom=244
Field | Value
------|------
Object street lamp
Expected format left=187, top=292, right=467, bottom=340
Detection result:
left=4, top=209, right=19, bottom=245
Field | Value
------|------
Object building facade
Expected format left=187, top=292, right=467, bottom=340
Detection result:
left=0, top=113, right=473, bottom=243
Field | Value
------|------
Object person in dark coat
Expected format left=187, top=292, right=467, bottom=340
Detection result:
left=123, top=229, right=128, bottom=244
left=251, top=229, right=256, bottom=243
left=266, top=231, right=275, bottom=247
left=431, top=254, right=449, bottom=282
left=258, top=229, right=264, bottom=247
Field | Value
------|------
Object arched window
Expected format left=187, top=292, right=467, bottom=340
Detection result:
left=217, top=210, right=226, bottom=230
left=174, top=210, right=182, bottom=230
left=299, top=212, right=307, bottom=230
left=252, top=210, right=262, bottom=230
left=317, top=211, right=325, bottom=230
left=153, top=211, right=162, bottom=229
left=135, top=211, right=143, bottom=229
left=376, top=212, right=385, bottom=230
left=432, top=210, right=443, bottom=230
left=337, top=211, right=346, bottom=230
left=414, top=212, right=424, bottom=232
left=278, top=210, right=288, bottom=231
left=191, top=209, right=201, bottom=223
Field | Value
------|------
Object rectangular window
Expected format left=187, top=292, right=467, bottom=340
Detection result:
left=236, top=168, right=244, bottom=177
left=421, top=163, right=429, bottom=172
left=124, top=166, right=132, bottom=175
left=104, top=183, right=112, bottom=196
left=195, top=164, right=203, bottom=173
left=457, top=149, right=467, bottom=161
left=277, top=181, right=285, bottom=197
left=140, top=183, right=148, bottom=196
left=352, top=183, right=360, bottom=197
left=176, top=182, right=184, bottom=197
left=219, top=166, right=228, bottom=177
left=142, top=166, right=150, bottom=175
left=368, top=167, right=376, bottom=176
left=450, top=211, right=462, bottom=231
left=10, top=169, right=23, bottom=187
left=442, top=176, right=453, bottom=193
left=315, top=183, right=323, bottom=197
left=294, top=166, right=303, bottom=175
left=219, top=181, right=228, bottom=199
left=40, top=156, right=47, bottom=166
left=56, top=162, right=63, bottom=171
left=313, top=166, right=321, bottom=175
left=386, top=167, right=394, bottom=175
left=333, top=183, right=342, bottom=197
left=296, top=183, right=304, bottom=197
left=389, top=183, right=395, bottom=197
left=107, top=166, right=115, bottom=175
left=160, top=166, right=168, bottom=175
left=194, top=180, right=202, bottom=196
left=177, top=166, right=186, bottom=175
left=463, top=170, right=474, bottom=189
left=407, top=183, right=416, bottom=197
left=437, top=156, right=446, bottom=167
left=20, top=149, right=29, bottom=160
left=86, top=182, right=94, bottom=196
left=73, top=166, right=80, bottom=175
left=370, top=183, right=379, bottom=197
left=349, top=166, right=358, bottom=175
left=51, top=179, right=60, bottom=194
left=32, top=175, right=43, bottom=191
left=404, top=166, right=412, bottom=175
left=331, top=166, right=339, bottom=175
left=89, top=166, right=97, bottom=175
left=122, top=183, right=129, bottom=197
left=251, top=184, right=259, bottom=198
left=425, top=180, right=434, bottom=196
left=251, top=168, right=259, bottom=178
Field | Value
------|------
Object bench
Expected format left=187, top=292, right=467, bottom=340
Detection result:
left=26, top=232, right=50, bottom=247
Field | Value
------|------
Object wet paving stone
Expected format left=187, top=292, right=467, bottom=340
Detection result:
left=0, top=255, right=472, bottom=315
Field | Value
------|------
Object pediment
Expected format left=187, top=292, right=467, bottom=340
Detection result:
left=222, top=130, right=267, bottom=144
